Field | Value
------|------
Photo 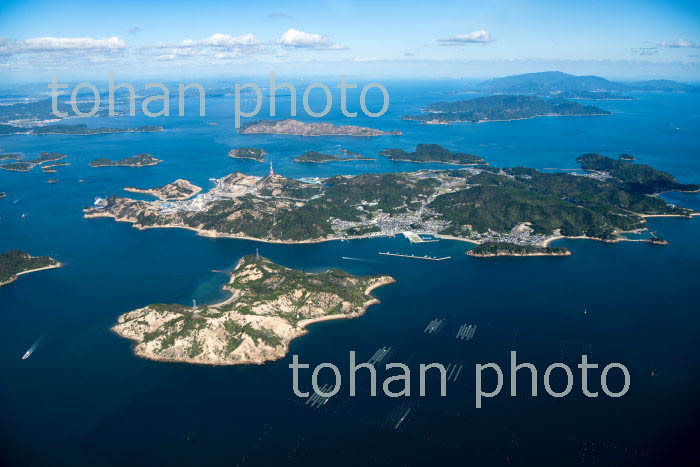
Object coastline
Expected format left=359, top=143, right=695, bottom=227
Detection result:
left=0, top=262, right=62, bottom=287
left=408, top=112, right=611, bottom=125
left=112, top=259, right=395, bottom=366
left=468, top=250, right=571, bottom=258
left=84, top=210, right=391, bottom=244
left=385, top=158, right=485, bottom=166
left=294, top=157, right=375, bottom=163
left=85, top=206, right=697, bottom=249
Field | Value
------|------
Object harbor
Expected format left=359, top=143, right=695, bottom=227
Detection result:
left=378, top=252, right=451, bottom=261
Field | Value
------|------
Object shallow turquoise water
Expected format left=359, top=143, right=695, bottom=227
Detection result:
left=1, top=83, right=699, bottom=465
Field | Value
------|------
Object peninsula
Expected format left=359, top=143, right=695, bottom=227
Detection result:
left=124, top=179, right=202, bottom=201
left=239, top=119, right=401, bottom=136
left=403, top=95, right=609, bottom=124
left=228, top=148, right=266, bottom=162
left=0, top=250, right=61, bottom=286
left=379, top=144, right=485, bottom=165
left=83, top=155, right=697, bottom=254
left=112, top=254, right=395, bottom=365
left=90, top=153, right=162, bottom=168
left=293, top=150, right=373, bottom=163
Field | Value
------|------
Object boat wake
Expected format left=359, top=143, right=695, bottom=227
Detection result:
left=341, top=256, right=378, bottom=263
left=22, top=331, right=47, bottom=360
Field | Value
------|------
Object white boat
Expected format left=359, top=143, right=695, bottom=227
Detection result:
left=22, top=349, right=33, bottom=360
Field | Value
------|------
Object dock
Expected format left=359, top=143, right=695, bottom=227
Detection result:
left=378, top=251, right=450, bottom=261
left=456, top=324, right=477, bottom=341
left=424, top=318, right=446, bottom=334
left=402, top=231, right=439, bottom=243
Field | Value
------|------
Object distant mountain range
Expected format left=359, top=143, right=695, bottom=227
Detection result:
left=472, top=71, right=698, bottom=97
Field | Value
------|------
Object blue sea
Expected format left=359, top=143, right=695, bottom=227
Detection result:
left=1, top=81, right=699, bottom=466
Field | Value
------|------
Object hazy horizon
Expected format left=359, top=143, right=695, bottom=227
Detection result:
left=1, top=0, right=699, bottom=83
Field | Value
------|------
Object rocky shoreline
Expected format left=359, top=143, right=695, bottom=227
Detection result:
left=112, top=256, right=395, bottom=366
left=239, top=119, right=401, bottom=136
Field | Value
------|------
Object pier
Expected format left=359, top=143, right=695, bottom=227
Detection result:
left=456, top=324, right=477, bottom=341
left=445, top=363, right=464, bottom=382
left=424, top=318, right=446, bottom=334
left=384, top=402, right=414, bottom=430
left=367, top=346, right=394, bottom=365
left=402, top=231, right=439, bottom=244
left=305, top=384, right=334, bottom=408
left=378, top=251, right=450, bottom=261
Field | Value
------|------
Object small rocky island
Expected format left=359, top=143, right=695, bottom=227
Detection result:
left=0, top=250, right=61, bottom=286
left=403, top=95, right=609, bottom=124
left=124, top=179, right=202, bottom=201
left=41, top=162, right=69, bottom=173
left=619, top=154, right=636, bottom=161
left=112, top=255, right=395, bottom=365
left=468, top=242, right=571, bottom=257
left=0, top=152, right=67, bottom=172
left=294, top=149, right=373, bottom=163
left=379, top=144, right=485, bottom=165
left=228, top=148, right=266, bottom=162
left=239, top=119, right=401, bottom=136
left=90, top=153, right=162, bottom=168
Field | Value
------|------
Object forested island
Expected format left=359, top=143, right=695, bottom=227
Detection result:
left=228, top=148, right=266, bottom=162
left=112, top=255, right=394, bottom=365
left=379, top=144, right=485, bottom=165
left=90, top=153, right=162, bottom=168
left=468, top=242, right=571, bottom=257
left=403, top=95, right=609, bottom=124
left=554, top=91, right=633, bottom=100
left=0, top=154, right=21, bottom=161
left=41, top=162, right=69, bottom=173
left=577, top=153, right=700, bottom=193
left=0, top=250, right=61, bottom=286
left=239, top=119, right=401, bottom=136
left=0, top=124, right=163, bottom=136
left=84, top=154, right=697, bottom=254
left=294, top=150, right=373, bottom=163
left=0, top=152, right=67, bottom=172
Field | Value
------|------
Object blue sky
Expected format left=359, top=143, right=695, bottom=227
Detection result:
left=1, top=0, right=699, bottom=82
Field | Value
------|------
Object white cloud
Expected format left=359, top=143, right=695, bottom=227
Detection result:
left=213, top=51, right=244, bottom=60
left=268, top=12, right=290, bottom=18
left=129, top=26, right=142, bottom=34
left=278, top=29, right=344, bottom=49
left=632, top=47, right=659, bottom=56
left=179, top=33, right=258, bottom=48
left=0, top=36, right=126, bottom=55
left=438, top=30, right=492, bottom=45
left=659, top=39, right=700, bottom=48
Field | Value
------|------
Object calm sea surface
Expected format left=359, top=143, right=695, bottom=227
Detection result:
left=1, top=82, right=699, bottom=465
